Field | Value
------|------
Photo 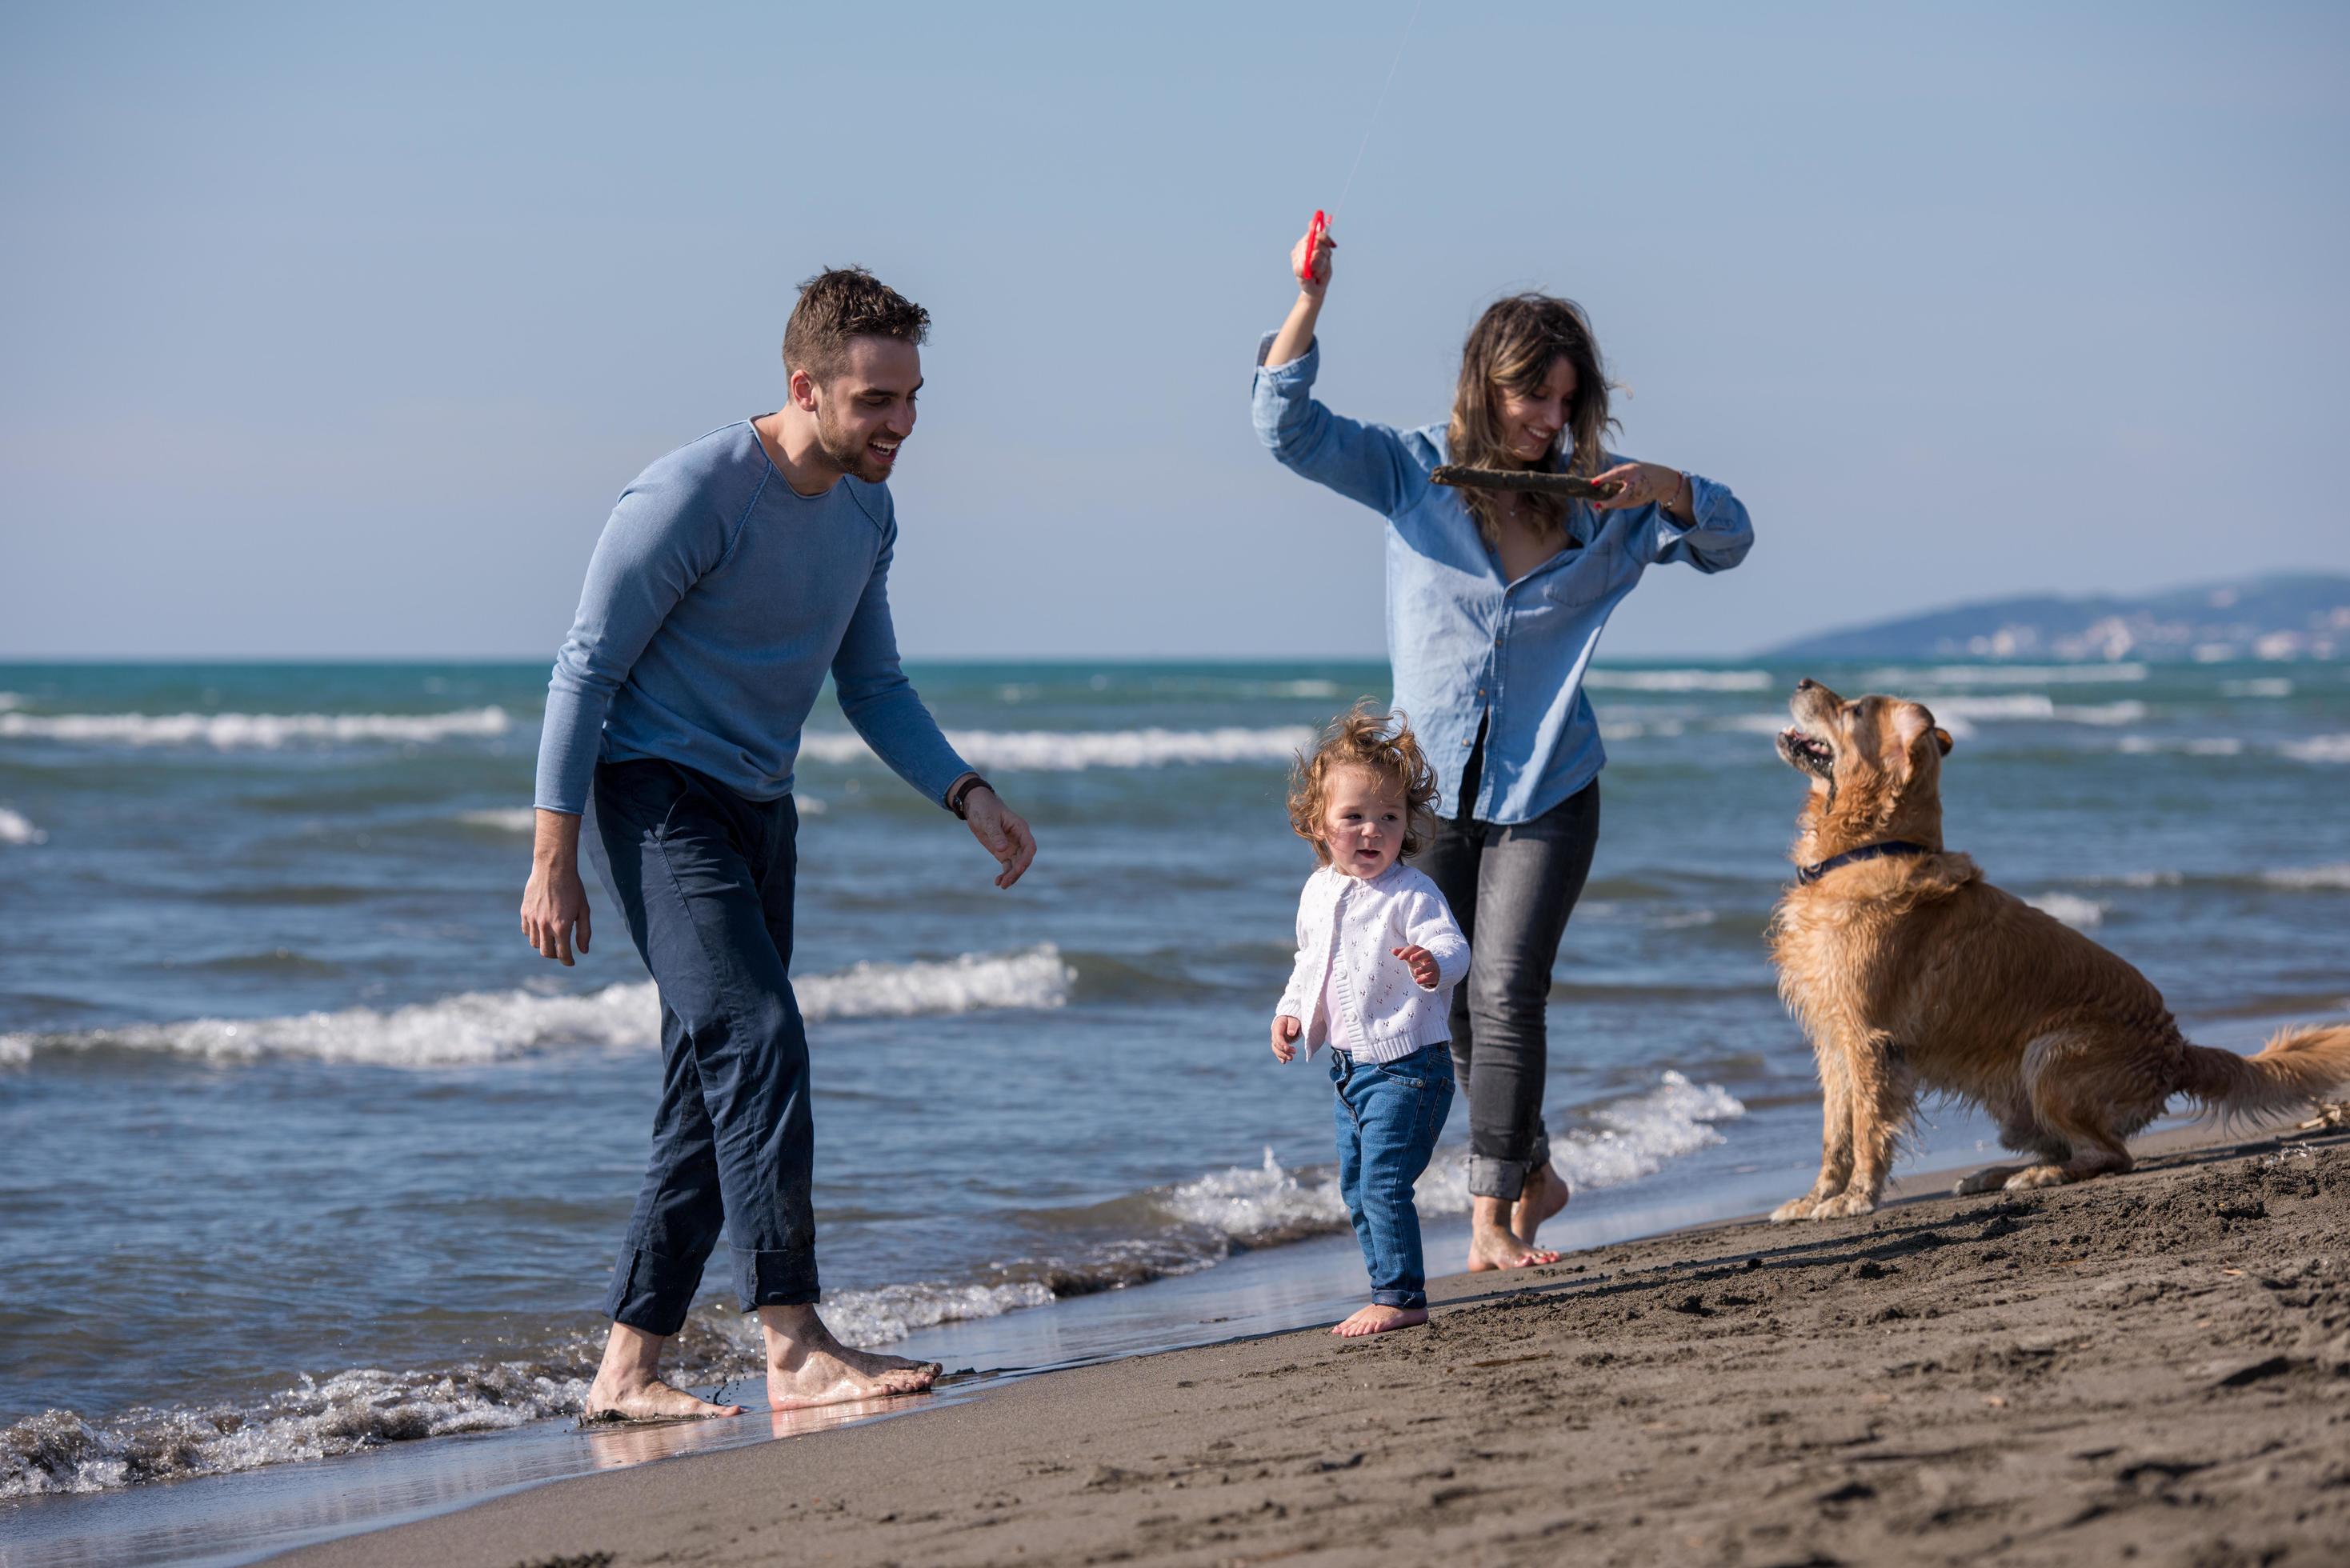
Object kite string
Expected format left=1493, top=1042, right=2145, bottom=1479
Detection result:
left=1330, top=0, right=1425, bottom=226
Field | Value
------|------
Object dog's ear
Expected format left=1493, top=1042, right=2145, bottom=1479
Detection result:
left=1891, top=702, right=1936, bottom=754
left=1932, top=726, right=1954, bottom=755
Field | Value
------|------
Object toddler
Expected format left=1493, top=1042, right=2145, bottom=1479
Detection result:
left=1271, top=706, right=1469, bottom=1336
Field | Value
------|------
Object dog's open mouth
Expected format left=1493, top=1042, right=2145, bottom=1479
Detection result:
left=1777, top=726, right=1835, bottom=779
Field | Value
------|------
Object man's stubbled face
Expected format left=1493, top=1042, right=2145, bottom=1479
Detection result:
left=811, top=336, right=921, bottom=484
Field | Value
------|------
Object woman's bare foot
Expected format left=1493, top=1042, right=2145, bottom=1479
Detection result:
left=1467, top=1222, right=1560, bottom=1270
left=760, top=1304, right=939, bottom=1412
left=1511, top=1162, right=1571, bottom=1245
left=1332, top=1302, right=1427, bottom=1337
left=1466, top=1196, right=1560, bottom=1271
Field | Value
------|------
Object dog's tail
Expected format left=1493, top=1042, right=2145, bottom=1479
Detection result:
left=2176, top=1026, right=2350, bottom=1123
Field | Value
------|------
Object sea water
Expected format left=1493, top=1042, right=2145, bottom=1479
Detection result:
left=2, top=658, right=2345, bottom=1556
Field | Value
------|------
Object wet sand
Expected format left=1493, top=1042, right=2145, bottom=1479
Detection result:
left=280, top=1124, right=2350, bottom=1568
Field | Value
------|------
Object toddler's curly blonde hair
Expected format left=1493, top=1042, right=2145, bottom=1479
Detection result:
left=1287, top=702, right=1440, bottom=866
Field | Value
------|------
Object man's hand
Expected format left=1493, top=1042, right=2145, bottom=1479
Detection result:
left=1271, top=1015, right=1303, bottom=1063
left=521, top=808, right=593, bottom=966
left=1393, top=945, right=1441, bottom=989
left=962, top=786, right=1037, bottom=890
left=1589, top=460, right=1693, bottom=519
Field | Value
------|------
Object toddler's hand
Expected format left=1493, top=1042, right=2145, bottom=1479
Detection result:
left=1393, top=945, right=1440, bottom=989
left=1271, top=1015, right=1302, bottom=1063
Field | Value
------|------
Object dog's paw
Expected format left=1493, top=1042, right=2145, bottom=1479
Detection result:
left=1768, top=1196, right=1821, bottom=1223
left=1812, top=1191, right=1879, bottom=1219
left=2003, top=1165, right=2074, bottom=1190
left=1953, top=1166, right=2020, bottom=1196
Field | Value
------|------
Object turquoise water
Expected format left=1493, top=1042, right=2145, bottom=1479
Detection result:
left=2, top=658, right=2345, bottom=1553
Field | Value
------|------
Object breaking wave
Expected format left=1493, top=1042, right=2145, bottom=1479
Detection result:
left=0, top=707, right=512, bottom=748
left=1153, top=1070, right=1746, bottom=1250
left=2261, top=864, right=2350, bottom=890
left=799, top=726, right=1314, bottom=772
left=1583, top=668, right=1772, bottom=692
left=0, top=946, right=1074, bottom=1069
left=2280, top=734, right=2350, bottom=765
left=2025, top=891, right=2107, bottom=930
left=2116, top=736, right=2244, bottom=756
left=1, top=1362, right=592, bottom=1499
left=1871, top=663, right=2149, bottom=686
left=457, top=807, right=538, bottom=832
left=0, top=806, right=44, bottom=846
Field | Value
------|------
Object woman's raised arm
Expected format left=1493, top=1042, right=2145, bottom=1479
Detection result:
left=1266, top=222, right=1334, bottom=367
left=1251, top=221, right=1418, bottom=517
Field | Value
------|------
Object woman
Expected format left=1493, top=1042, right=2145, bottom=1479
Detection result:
left=1252, top=224, right=1755, bottom=1272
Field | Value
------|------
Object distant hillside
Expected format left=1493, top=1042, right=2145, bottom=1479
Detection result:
left=1764, top=573, right=2350, bottom=662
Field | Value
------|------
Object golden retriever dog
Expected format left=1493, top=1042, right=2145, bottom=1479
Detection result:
left=1767, top=678, right=2350, bottom=1221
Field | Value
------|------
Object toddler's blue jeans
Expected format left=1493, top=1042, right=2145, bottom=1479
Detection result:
left=1330, top=1042, right=1455, bottom=1310
left=592, top=758, right=816, bottom=1336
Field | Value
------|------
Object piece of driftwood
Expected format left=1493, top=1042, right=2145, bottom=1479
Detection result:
left=1430, top=465, right=1623, bottom=500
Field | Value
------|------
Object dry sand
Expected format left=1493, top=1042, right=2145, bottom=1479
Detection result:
left=281, top=1126, right=2350, bottom=1568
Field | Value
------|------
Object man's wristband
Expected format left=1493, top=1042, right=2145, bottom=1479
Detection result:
left=947, top=774, right=991, bottom=820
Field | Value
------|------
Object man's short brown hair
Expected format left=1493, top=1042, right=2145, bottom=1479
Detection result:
left=782, top=266, right=930, bottom=383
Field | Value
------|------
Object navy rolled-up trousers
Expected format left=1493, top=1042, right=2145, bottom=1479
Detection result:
left=592, top=757, right=816, bottom=1334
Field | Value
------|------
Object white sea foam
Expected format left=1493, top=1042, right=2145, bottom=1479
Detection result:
left=2025, top=892, right=2107, bottom=930
left=1925, top=695, right=2150, bottom=726
left=2116, top=736, right=2244, bottom=756
left=1874, top=663, right=2148, bottom=686
left=1584, top=668, right=1772, bottom=692
left=823, top=1281, right=1059, bottom=1350
left=799, top=726, right=1315, bottom=772
left=1159, top=1071, right=1745, bottom=1242
left=2260, top=865, right=2350, bottom=890
left=0, top=1362, right=591, bottom=1499
left=2220, top=678, right=2292, bottom=698
left=0, top=807, right=45, bottom=846
left=0, top=946, right=1074, bottom=1068
left=2280, top=734, right=2350, bottom=764
left=0, top=707, right=511, bottom=748
left=457, top=808, right=538, bottom=833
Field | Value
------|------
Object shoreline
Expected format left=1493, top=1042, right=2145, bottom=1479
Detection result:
left=263, top=1118, right=2350, bottom=1567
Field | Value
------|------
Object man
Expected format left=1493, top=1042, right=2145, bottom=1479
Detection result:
left=521, top=266, right=1036, bottom=1419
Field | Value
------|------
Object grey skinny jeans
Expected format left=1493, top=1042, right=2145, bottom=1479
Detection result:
left=1411, top=766, right=1601, bottom=1202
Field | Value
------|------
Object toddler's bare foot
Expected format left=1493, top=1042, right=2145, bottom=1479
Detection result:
left=583, top=1375, right=745, bottom=1422
left=1332, top=1303, right=1427, bottom=1337
left=1511, top=1162, right=1570, bottom=1244
left=1467, top=1222, right=1560, bottom=1272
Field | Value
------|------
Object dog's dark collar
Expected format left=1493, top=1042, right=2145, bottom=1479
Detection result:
left=1795, top=840, right=1933, bottom=886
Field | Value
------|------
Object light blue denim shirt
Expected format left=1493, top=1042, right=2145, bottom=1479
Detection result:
left=1253, top=337, right=1755, bottom=825
left=534, top=420, right=971, bottom=816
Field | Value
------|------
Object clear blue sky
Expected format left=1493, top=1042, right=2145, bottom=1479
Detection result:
left=2, top=1, right=2344, bottom=660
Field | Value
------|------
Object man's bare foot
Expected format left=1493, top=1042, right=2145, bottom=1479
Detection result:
left=1332, top=1303, right=1427, bottom=1337
left=760, top=1304, right=939, bottom=1412
left=583, top=1375, right=746, bottom=1422
left=1511, top=1162, right=1570, bottom=1244
left=584, top=1320, right=747, bottom=1422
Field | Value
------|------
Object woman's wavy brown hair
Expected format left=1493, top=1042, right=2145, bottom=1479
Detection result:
left=1445, top=293, right=1617, bottom=548
left=1287, top=702, right=1441, bottom=866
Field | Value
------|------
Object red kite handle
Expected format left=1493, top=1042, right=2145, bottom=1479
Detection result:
left=1299, top=210, right=1329, bottom=286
